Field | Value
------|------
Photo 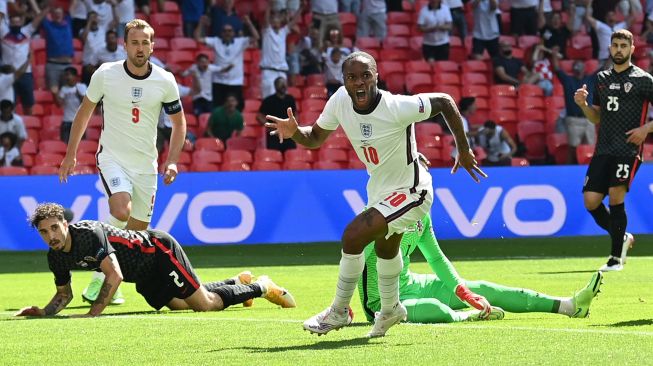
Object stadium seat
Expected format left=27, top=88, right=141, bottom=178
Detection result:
left=406, top=73, right=434, bottom=93
left=518, top=109, right=546, bottom=123
left=284, top=148, right=314, bottom=163
left=420, top=147, right=443, bottom=166
left=511, top=157, right=530, bottom=167
left=76, top=153, right=96, bottom=166
left=405, top=60, right=431, bottom=73
left=286, top=86, right=302, bottom=101
left=518, top=121, right=547, bottom=160
left=417, top=134, right=442, bottom=149
left=39, top=140, right=67, bottom=154
left=546, top=133, right=569, bottom=165
left=387, top=24, right=411, bottom=37
left=432, top=61, right=459, bottom=73
left=283, top=160, right=311, bottom=170
left=415, top=123, right=443, bottom=137
left=21, top=115, right=41, bottom=129
left=21, top=140, right=37, bottom=155
left=226, top=137, right=257, bottom=151
left=149, top=13, right=182, bottom=37
left=518, top=35, right=541, bottom=50
left=546, top=96, right=565, bottom=112
left=433, top=85, right=460, bottom=101
left=462, top=85, right=489, bottom=98
left=195, top=137, right=225, bottom=152
left=244, top=99, right=262, bottom=112
left=313, top=161, right=343, bottom=170
left=166, top=50, right=195, bottom=70
left=383, top=36, right=409, bottom=49
left=518, top=96, right=546, bottom=110
left=189, top=162, right=219, bottom=172
left=461, top=73, right=488, bottom=85
left=387, top=11, right=412, bottom=24
left=432, top=72, right=460, bottom=86
left=303, top=86, right=327, bottom=100
left=518, top=84, right=545, bottom=97
left=35, top=153, right=63, bottom=167
left=85, top=128, right=101, bottom=141
left=490, top=85, right=517, bottom=98
left=192, top=150, right=222, bottom=164
left=88, top=115, right=103, bottom=128
left=223, top=149, right=253, bottom=164
left=0, top=166, right=28, bottom=175
left=642, top=143, right=653, bottom=161
left=254, top=149, right=283, bottom=163
left=491, top=96, right=517, bottom=110
left=462, top=60, right=491, bottom=75
left=356, top=36, right=382, bottom=51
left=301, top=99, right=326, bottom=112
left=73, top=165, right=96, bottom=175
left=576, top=144, right=594, bottom=164
left=380, top=48, right=409, bottom=61
left=251, top=161, right=281, bottom=171
left=299, top=111, right=321, bottom=126
left=323, top=134, right=351, bottom=149
left=318, top=148, right=348, bottom=162
left=378, top=61, right=404, bottom=76
left=489, top=110, right=518, bottom=137
left=153, top=37, right=170, bottom=52
left=384, top=72, right=406, bottom=94
left=42, top=115, right=62, bottom=130
left=30, top=165, right=58, bottom=175
left=306, top=74, right=326, bottom=86
left=348, top=159, right=366, bottom=169
left=170, top=37, right=198, bottom=51
left=221, top=161, right=251, bottom=171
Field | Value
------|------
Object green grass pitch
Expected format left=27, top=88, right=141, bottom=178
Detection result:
left=1, top=236, right=652, bottom=365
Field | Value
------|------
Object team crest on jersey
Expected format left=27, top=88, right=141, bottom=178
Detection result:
left=624, top=82, right=633, bottom=93
left=360, top=123, right=373, bottom=138
left=131, top=87, right=143, bottom=99
left=110, top=177, right=120, bottom=187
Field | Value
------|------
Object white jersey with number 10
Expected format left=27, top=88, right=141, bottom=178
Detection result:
left=316, top=87, right=433, bottom=203
left=86, top=60, right=181, bottom=174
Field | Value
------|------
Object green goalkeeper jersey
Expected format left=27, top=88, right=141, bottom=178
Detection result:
left=357, top=214, right=464, bottom=321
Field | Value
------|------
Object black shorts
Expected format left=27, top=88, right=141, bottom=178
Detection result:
left=582, top=155, right=641, bottom=194
left=135, top=231, right=201, bottom=310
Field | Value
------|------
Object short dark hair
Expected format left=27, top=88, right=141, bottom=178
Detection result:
left=0, top=131, right=17, bottom=147
left=29, top=202, right=65, bottom=228
left=64, top=66, right=78, bottom=76
left=0, top=99, right=14, bottom=110
left=196, top=53, right=209, bottom=61
left=611, top=29, right=633, bottom=45
left=484, top=120, right=497, bottom=129
left=459, top=97, right=476, bottom=112
left=342, top=51, right=377, bottom=74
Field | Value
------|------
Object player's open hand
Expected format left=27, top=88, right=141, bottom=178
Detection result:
left=452, top=148, right=487, bottom=183
left=574, top=84, right=589, bottom=107
left=626, top=126, right=648, bottom=146
left=15, top=306, right=45, bottom=317
left=455, top=284, right=492, bottom=319
left=265, top=107, right=299, bottom=143
left=58, top=155, right=77, bottom=183
left=163, top=162, right=178, bottom=185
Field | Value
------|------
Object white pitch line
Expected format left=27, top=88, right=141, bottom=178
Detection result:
left=3, top=312, right=652, bottom=337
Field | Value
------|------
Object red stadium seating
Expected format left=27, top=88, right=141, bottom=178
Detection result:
left=384, top=72, right=406, bottom=94
left=195, top=137, right=225, bottom=152
left=30, top=165, right=58, bottom=175
left=318, top=148, right=348, bottom=162
left=303, top=86, right=328, bottom=100
left=313, top=161, right=343, bottom=170
left=283, top=160, right=311, bottom=170
left=406, top=73, right=433, bottom=93
left=518, top=109, right=546, bottom=123
left=301, top=99, right=327, bottom=112
left=284, top=148, right=315, bottom=163
left=547, top=133, right=569, bottom=165
left=405, top=60, right=431, bottom=73
left=356, top=37, right=382, bottom=51
left=0, top=166, right=28, bottom=175
left=190, top=162, right=219, bottom=172
left=576, top=144, right=595, bottom=164
left=462, top=85, right=489, bottom=98
left=461, top=73, right=488, bottom=85
left=323, top=134, right=351, bottom=150
left=251, top=161, right=281, bottom=171
left=21, top=140, right=37, bottom=155
left=384, top=36, right=409, bottom=49
left=380, top=48, right=409, bottom=62
left=490, top=85, right=518, bottom=98
left=170, top=37, right=198, bottom=51
left=518, top=84, right=545, bottom=97
left=39, top=140, right=67, bottom=154
left=511, top=157, right=530, bottom=167
left=35, top=153, right=63, bottom=167
left=223, top=149, right=253, bottom=164
left=73, top=165, right=97, bottom=175
left=221, top=161, right=251, bottom=171
left=415, top=123, right=443, bottom=137
left=387, top=24, right=411, bottom=37
left=226, top=137, right=257, bottom=151
left=518, top=96, right=546, bottom=110
left=254, top=149, right=283, bottom=163
left=192, top=150, right=222, bottom=164
left=387, top=11, right=412, bottom=24
left=518, top=121, right=547, bottom=161
left=491, top=97, right=518, bottom=110
left=432, top=72, right=461, bottom=86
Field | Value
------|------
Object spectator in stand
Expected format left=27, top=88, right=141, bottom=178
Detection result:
left=471, top=0, right=500, bottom=59
left=323, top=27, right=356, bottom=56
left=510, top=0, right=539, bottom=36
left=451, top=97, right=477, bottom=160
left=51, top=67, right=87, bottom=144
left=209, top=0, right=243, bottom=37
left=324, top=47, right=344, bottom=97
left=340, top=0, right=361, bottom=16
left=157, top=84, right=195, bottom=153
left=272, top=0, right=302, bottom=16
left=298, top=26, right=323, bottom=75
left=256, top=77, right=296, bottom=153
left=311, top=0, right=341, bottom=43
left=181, top=0, right=204, bottom=38
left=476, top=120, right=517, bottom=166
left=136, top=0, right=163, bottom=16
left=551, top=51, right=597, bottom=164
left=82, top=0, right=118, bottom=32
left=539, top=4, right=574, bottom=58
left=0, top=132, right=21, bottom=167
left=182, top=53, right=221, bottom=116
left=445, top=0, right=467, bottom=39
left=585, top=2, right=639, bottom=64
left=80, top=11, right=109, bottom=85
left=1, top=5, right=48, bottom=116
left=417, top=0, right=453, bottom=62
left=0, top=57, right=30, bottom=105
left=493, top=41, right=537, bottom=87
left=530, top=44, right=556, bottom=96
left=41, top=5, right=74, bottom=91
left=114, top=0, right=135, bottom=39
left=91, top=29, right=126, bottom=65
left=70, top=0, right=88, bottom=37
left=0, top=100, right=27, bottom=148
left=642, top=12, right=653, bottom=44
left=195, top=15, right=259, bottom=111
left=540, top=0, right=553, bottom=22
left=206, top=94, right=243, bottom=143
left=357, top=0, right=387, bottom=40
left=260, top=7, right=301, bottom=99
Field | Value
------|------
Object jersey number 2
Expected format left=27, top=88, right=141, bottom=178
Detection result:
left=361, top=146, right=379, bottom=165
left=607, top=96, right=619, bottom=111
left=132, top=107, right=140, bottom=123
left=169, top=271, right=184, bottom=287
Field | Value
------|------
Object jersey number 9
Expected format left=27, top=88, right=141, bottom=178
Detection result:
left=132, top=107, right=140, bottom=123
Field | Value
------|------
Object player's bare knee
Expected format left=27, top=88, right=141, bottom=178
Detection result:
left=110, top=208, right=130, bottom=222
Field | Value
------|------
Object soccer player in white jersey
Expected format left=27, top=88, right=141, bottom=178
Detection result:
left=58, top=19, right=187, bottom=305
left=266, top=51, right=488, bottom=337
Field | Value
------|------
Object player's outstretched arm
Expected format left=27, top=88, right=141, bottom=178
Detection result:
left=59, top=96, right=97, bottom=183
left=265, top=107, right=333, bottom=149
left=163, top=111, right=187, bottom=185
left=427, top=93, right=487, bottom=182
left=574, top=84, right=600, bottom=124
left=15, top=282, right=73, bottom=317
left=85, top=254, right=123, bottom=317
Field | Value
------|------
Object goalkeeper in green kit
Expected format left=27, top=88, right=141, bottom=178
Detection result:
left=358, top=214, right=604, bottom=323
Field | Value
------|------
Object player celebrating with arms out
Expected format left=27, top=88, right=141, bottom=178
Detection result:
left=266, top=51, right=487, bottom=337
left=58, top=19, right=187, bottom=304
left=15, top=203, right=295, bottom=318
left=574, top=29, right=653, bottom=271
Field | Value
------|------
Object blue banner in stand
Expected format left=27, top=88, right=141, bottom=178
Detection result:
left=2, top=165, right=653, bottom=250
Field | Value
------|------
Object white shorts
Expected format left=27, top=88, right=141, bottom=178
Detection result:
left=98, top=159, right=158, bottom=222
left=370, top=187, right=434, bottom=239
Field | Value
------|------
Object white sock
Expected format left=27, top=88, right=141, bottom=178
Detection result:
left=331, top=251, right=365, bottom=312
left=557, top=298, right=574, bottom=316
left=377, top=252, right=403, bottom=314
left=92, top=271, right=105, bottom=281
left=107, top=215, right=127, bottom=229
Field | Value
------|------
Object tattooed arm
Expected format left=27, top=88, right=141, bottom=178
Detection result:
left=15, top=283, right=74, bottom=316
left=87, top=253, right=123, bottom=317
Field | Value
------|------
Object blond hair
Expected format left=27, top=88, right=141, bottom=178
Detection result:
left=124, top=19, right=155, bottom=42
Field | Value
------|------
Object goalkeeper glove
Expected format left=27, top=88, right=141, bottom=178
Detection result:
left=455, top=284, right=491, bottom=319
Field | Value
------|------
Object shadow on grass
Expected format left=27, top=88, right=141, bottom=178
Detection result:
left=536, top=270, right=598, bottom=274
left=599, top=319, right=653, bottom=327
left=209, top=337, right=413, bottom=353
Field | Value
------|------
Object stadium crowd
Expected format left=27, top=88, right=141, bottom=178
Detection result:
left=0, top=0, right=652, bottom=176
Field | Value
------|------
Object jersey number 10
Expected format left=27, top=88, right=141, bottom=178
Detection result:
left=361, top=146, right=379, bottom=165
left=132, top=107, right=140, bottom=123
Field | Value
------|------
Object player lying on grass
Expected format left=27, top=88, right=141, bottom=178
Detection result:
left=15, top=203, right=296, bottom=318
left=358, top=214, right=604, bottom=323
